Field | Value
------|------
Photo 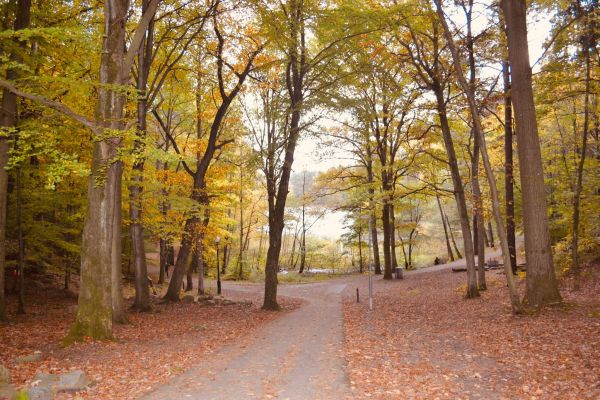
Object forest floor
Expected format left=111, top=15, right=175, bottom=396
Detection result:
left=0, top=283, right=300, bottom=399
left=142, top=280, right=354, bottom=400
left=344, top=260, right=600, bottom=399
left=2, top=249, right=599, bottom=399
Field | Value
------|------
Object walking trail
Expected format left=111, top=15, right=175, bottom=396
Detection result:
left=142, top=279, right=355, bottom=400
left=143, top=242, right=519, bottom=399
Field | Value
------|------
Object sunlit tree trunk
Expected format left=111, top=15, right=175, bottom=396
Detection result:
left=433, top=82, right=478, bottom=298
left=501, top=0, right=561, bottom=306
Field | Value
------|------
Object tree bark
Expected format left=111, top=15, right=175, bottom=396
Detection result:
left=571, top=5, right=592, bottom=289
left=263, top=0, right=304, bottom=309
left=390, top=204, right=400, bottom=274
left=0, top=0, right=31, bottom=321
left=16, top=166, right=25, bottom=314
left=129, top=0, right=155, bottom=312
left=501, top=0, right=561, bottom=306
left=436, top=195, right=455, bottom=261
left=366, top=154, right=382, bottom=274
left=446, top=215, right=463, bottom=259
left=437, top=0, right=522, bottom=311
left=433, top=82, right=478, bottom=297
left=503, top=58, right=518, bottom=275
left=111, top=164, right=127, bottom=323
left=67, top=0, right=130, bottom=340
left=380, top=201, right=393, bottom=279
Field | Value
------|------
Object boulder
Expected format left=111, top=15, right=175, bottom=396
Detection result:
left=27, top=385, right=55, bottom=400
left=0, top=364, right=10, bottom=384
left=31, top=372, right=59, bottom=389
left=56, top=370, right=90, bottom=392
left=31, top=370, right=90, bottom=395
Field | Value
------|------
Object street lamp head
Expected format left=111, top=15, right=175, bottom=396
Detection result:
left=215, top=236, right=221, bottom=244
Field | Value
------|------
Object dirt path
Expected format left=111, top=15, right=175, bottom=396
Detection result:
left=142, top=279, right=354, bottom=400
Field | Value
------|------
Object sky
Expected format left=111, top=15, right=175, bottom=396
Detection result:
left=294, top=10, right=553, bottom=240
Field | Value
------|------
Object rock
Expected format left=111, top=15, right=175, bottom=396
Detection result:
left=16, top=352, right=42, bottom=363
left=0, top=383, right=16, bottom=399
left=56, top=370, right=90, bottom=392
left=220, top=299, right=235, bottom=306
left=31, top=370, right=90, bottom=394
left=181, top=295, right=195, bottom=303
left=203, top=299, right=216, bottom=306
left=0, top=364, right=10, bottom=384
left=27, top=385, right=56, bottom=400
left=31, top=372, right=59, bottom=388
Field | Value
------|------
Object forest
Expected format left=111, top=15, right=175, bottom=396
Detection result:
left=0, top=0, right=599, bottom=398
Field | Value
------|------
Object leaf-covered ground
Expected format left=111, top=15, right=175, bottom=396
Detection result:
left=343, top=264, right=600, bottom=399
left=0, top=286, right=299, bottom=399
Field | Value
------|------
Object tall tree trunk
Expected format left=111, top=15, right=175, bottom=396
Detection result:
left=487, top=221, right=495, bottom=247
left=67, top=0, right=130, bottom=340
left=366, top=159, right=381, bottom=274
left=16, top=166, right=25, bottom=314
left=159, top=238, right=167, bottom=284
left=0, top=0, right=31, bottom=321
left=399, top=235, right=408, bottom=269
left=503, top=58, right=518, bottom=275
left=299, top=171, right=307, bottom=273
left=111, top=163, right=127, bottom=323
left=571, top=11, right=592, bottom=289
left=381, top=201, right=393, bottom=279
left=501, top=0, right=561, bottom=306
left=436, top=196, right=455, bottom=261
left=472, top=136, right=486, bottom=289
left=446, top=215, right=463, bottom=259
left=196, top=233, right=205, bottom=295
left=129, top=0, right=155, bottom=312
left=263, top=0, right=304, bottom=310
left=433, top=82, right=478, bottom=297
left=264, top=215, right=283, bottom=309
left=437, top=0, right=522, bottom=311
left=390, top=204, right=400, bottom=273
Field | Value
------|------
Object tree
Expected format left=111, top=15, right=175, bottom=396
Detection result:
left=501, top=0, right=561, bottom=306
left=163, top=7, right=262, bottom=301
left=0, top=0, right=31, bottom=321
left=394, top=8, right=479, bottom=297
left=435, top=0, right=522, bottom=312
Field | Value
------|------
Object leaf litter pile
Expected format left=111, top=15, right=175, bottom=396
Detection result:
left=1, top=285, right=299, bottom=399
left=343, top=264, right=600, bottom=399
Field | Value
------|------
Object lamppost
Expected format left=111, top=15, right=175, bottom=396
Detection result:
left=215, top=236, right=222, bottom=295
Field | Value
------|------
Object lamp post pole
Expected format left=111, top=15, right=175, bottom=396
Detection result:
left=215, top=236, right=222, bottom=295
